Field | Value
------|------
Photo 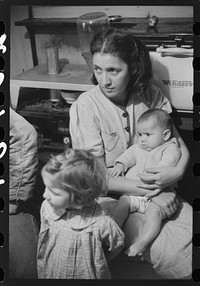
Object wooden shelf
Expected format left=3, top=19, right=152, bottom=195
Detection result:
left=15, top=17, right=193, bottom=36
left=15, top=16, right=193, bottom=66
left=15, top=17, right=139, bottom=29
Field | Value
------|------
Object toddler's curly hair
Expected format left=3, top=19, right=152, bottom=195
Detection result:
left=41, top=149, right=107, bottom=207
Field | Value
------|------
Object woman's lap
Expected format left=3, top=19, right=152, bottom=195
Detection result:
left=98, top=195, right=192, bottom=279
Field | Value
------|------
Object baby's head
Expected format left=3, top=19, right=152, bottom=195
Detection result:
left=41, top=149, right=107, bottom=209
left=136, top=109, right=173, bottom=151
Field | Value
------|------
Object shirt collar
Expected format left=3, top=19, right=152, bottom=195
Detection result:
left=44, top=199, right=106, bottom=230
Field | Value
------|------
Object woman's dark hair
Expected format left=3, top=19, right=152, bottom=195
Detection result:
left=90, top=28, right=152, bottom=98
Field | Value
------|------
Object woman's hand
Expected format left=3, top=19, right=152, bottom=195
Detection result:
left=146, top=188, right=162, bottom=199
left=137, top=166, right=183, bottom=190
left=151, top=190, right=179, bottom=218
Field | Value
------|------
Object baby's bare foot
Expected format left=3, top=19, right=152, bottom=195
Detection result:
left=125, top=240, right=147, bottom=257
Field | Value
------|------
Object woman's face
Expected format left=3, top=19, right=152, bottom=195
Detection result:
left=93, top=53, right=130, bottom=106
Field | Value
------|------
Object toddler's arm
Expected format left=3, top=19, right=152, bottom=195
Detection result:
left=100, top=215, right=125, bottom=261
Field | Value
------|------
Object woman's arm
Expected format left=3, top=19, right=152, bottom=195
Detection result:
left=95, top=153, right=149, bottom=196
left=107, top=175, right=157, bottom=196
left=137, top=125, right=190, bottom=190
left=107, top=175, right=179, bottom=217
left=172, top=125, right=190, bottom=179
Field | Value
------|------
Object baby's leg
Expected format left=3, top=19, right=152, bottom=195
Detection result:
left=125, top=202, right=163, bottom=257
left=113, top=195, right=130, bottom=228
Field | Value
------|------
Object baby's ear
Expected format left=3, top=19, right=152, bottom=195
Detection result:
left=163, top=129, right=171, bottom=141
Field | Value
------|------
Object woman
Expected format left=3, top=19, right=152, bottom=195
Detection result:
left=69, top=28, right=192, bottom=279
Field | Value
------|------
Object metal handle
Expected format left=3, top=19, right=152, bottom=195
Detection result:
left=156, top=46, right=193, bottom=56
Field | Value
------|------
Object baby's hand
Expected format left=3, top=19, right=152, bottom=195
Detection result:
left=108, top=163, right=125, bottom=177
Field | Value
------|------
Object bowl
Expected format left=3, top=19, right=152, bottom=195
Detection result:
left=60, top=90, right=81, bottom=104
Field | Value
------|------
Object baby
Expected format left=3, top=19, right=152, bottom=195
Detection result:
left=110, top=108, right=181, bottom=257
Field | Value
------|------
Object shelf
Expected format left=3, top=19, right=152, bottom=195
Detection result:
left=16, top=17, right=193, bottom=36
left=15, top=17, right=138, bottom=29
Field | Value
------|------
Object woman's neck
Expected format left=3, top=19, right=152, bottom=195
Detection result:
left=100, top=86, right=129, bottom=108
left=112, top=97, right=127, bottom=107
left=115, top=91, right=131, bottom=108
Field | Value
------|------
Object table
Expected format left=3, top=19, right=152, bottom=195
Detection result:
left=10, top=60, right=93, bottom=110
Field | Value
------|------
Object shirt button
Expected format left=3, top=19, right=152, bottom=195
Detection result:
left=125, top=126, right=130, bottom=132
left=123, top=112, right=128, bottom=118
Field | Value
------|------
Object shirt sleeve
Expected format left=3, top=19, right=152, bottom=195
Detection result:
left=99, top=215, right=124, bottom=253
left=156, top=145, right=182, bottom=168
left=69, top=97, right=104, bottom=157
left=115, top=144, right=137, bottom=170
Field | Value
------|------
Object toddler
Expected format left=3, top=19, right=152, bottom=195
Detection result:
left=37, top=148, right=124, bottom=279
left=110, top=109, right=181, bottom=257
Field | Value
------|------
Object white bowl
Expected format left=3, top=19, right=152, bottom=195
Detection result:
left=60, top=90, right=81, bottom=104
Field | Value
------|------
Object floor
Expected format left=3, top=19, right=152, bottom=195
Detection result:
left=109, top=252, right=161, bottom=279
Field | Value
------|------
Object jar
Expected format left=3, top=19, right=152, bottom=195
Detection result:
left=77, top=12, right=110, bottom=72
left=45, top=46, right=60, bottom=74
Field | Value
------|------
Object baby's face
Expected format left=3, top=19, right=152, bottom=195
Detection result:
left=136, top=119, right=165, bottom=151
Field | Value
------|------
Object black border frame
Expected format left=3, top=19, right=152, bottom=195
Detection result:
left=1, top=0, right=200, bottom=285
